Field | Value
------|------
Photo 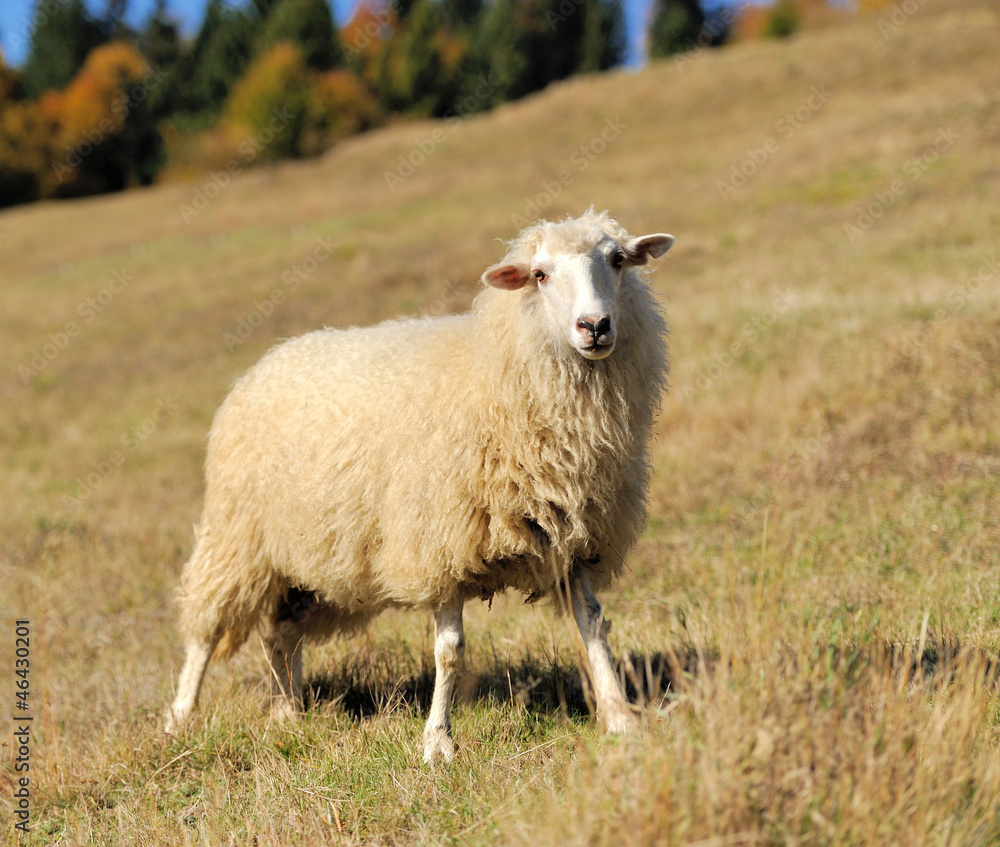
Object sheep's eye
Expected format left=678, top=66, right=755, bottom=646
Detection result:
left=611, top=251, right=625, bottom=270
left=532, top=269, right=548, bottom=283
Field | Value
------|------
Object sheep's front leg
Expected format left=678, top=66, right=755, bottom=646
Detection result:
left=423, top=597, right=465, bottom=763
left=570, top=573, right=636, bottom=735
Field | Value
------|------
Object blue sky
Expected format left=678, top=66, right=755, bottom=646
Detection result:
left=0, top=0, right=657, bottom=69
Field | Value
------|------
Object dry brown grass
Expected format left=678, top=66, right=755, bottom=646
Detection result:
left=2, top=0, right=999, bottom=842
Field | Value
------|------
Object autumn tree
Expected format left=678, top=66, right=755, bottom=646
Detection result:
left=43, top=42, right=163, bottom=195
left=341, top=0, right=395, bottom=83
left=301, top=70, right=379, bottom=155
left=0, top=58, right=49, bottom=205
left=224, top=42, right=311, bottom=159
left=764, top=0, right=800, bottom=38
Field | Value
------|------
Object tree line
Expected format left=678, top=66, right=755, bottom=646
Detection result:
left=0, top=0, right=739, bottom=207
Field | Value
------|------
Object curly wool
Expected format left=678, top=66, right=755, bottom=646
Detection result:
left=178, top=210, right=668, bottom=655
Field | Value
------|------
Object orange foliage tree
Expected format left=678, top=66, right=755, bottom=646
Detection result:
left=341, top=0, right=397, bottom=89
left=301, top=70, right=380, bottom=156
left=0, top=97, right=58, bottom=204
left=734, top=0, right=849, bottom=41
left=39, top=42, right=163, bottom=196
left=734, top=5, right=769, bottom=40
left=224, top=42, right=380, bottom=161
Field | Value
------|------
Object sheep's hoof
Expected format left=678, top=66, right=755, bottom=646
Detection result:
left=268, top=699, right=301, bottom=723
left=422, top=727, right=456, bottom=764
left=163, top=706, right=185, bottom=736
left=602, top=706, right=639, bottom=737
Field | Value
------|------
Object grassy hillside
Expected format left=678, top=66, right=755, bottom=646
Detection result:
left=2, top=0, right=1000, bottom=842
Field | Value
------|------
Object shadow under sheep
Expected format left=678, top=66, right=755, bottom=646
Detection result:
left=303, top=634, right=1000, bottom=723
left=305, top=650, right=699, bottom=723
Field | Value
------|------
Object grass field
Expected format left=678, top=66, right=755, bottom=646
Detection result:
left=2, top=0, right=1000, bottom=842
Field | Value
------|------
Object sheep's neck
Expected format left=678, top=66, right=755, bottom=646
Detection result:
left=478, top=332, right=637, bottom=491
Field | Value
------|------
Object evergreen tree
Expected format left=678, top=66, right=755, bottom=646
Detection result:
left=189, top=0, right=226, bottom=64
left=257, top=0, right=342, bottom=71
left=468, top=0, right=623, bottom=106
left=440, top=0, right=484, bottom=32
left=0, top=59, right=23, bottom=100
left=580, top=0, right=625, bottom=73
left=648, top=0, right=705, bottom=58
left=139, top=0, right=182, bottom=122
left=392, top=0, right=422, bottom=22
left=700, top=3, right=733, bottom=47
left=181, top=0, right=256, bottom=116
left=377, top=0, right=454, bottom=116
left=112, top=88, right=165, bottom=188
left=21, top=0, right=106, bottom=98
left=250, top=0, right=284, bottom=19
left=523, top=0, right=601, bottom=94
left=140, top=0, right=181, bottom=71
left=530, top=0, right=586, bottom=87
left=100, top=0, right=133, bottom=42
left=468, top=0, right=527, bottom=105
left=398, top=0, right=445, bottom=112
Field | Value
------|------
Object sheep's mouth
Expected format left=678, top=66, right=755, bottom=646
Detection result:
left=578, top=341, right=615, bottom=360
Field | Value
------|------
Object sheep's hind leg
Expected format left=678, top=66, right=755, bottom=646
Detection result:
left=423, top=597, right=465, bottom=764
left=165, top=635, right=219, bottom=734
left=265, top=588, right=311, bottom=721
left=265, top=624, right=304, bottom=720
left=570, top=573, right=637, bottom=736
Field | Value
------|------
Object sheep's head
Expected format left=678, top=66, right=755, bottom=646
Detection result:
left=481, top=211, right=673, bottom=361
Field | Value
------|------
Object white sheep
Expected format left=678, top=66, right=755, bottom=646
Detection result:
left=165, top=209, right=673, bottom=762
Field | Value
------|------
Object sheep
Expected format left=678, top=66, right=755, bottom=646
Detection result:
left=164, top=208, right=673, bottom=762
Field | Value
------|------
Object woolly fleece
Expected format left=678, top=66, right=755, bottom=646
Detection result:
left=178, top=209, right=669, bottom=655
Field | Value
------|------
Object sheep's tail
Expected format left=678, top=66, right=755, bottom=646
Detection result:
left=177, top=525, right=276, bottom=659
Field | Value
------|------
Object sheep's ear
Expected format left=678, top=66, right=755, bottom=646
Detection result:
left=624, top=234, right=675, bottom=266
left=483, top=263, right=531, bottom=290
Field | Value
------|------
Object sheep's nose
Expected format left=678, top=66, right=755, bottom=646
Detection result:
left=576, top=315, right=614, bottom=344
